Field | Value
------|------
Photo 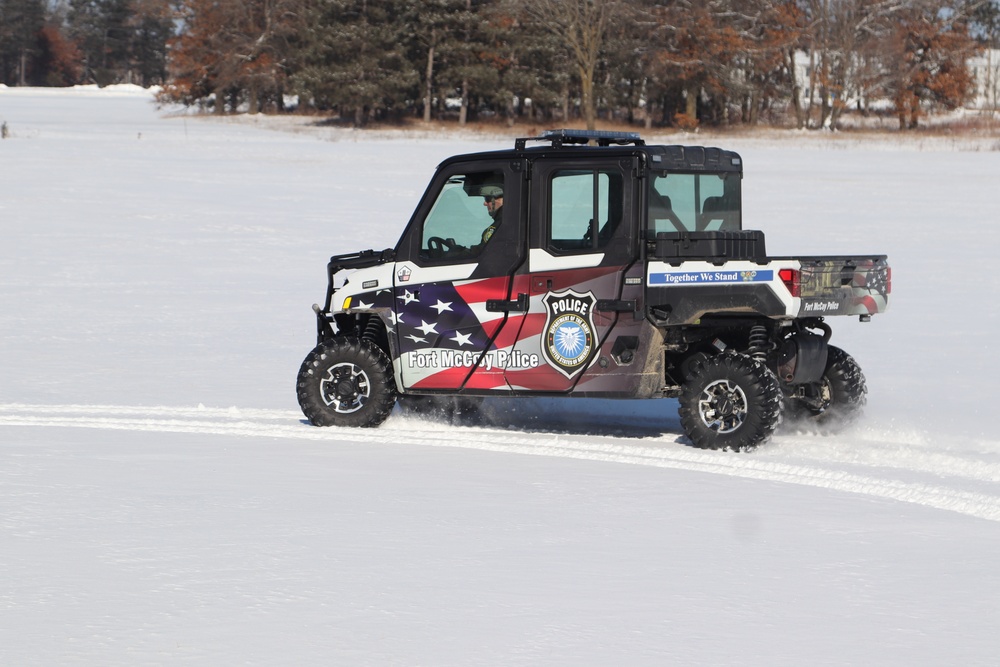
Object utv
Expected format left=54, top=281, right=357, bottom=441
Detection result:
left=296, top=130, right=890, bottom=451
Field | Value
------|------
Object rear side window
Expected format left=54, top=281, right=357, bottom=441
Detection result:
left=649, top=172, right=741, bottom=234
left=549, top=169, right=624, bottom=252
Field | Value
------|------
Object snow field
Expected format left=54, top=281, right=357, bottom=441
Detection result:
left=2, top=86, right=999, bottom=665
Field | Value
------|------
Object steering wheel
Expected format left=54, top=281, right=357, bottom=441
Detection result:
left=427, top=236, right=461, bottom=255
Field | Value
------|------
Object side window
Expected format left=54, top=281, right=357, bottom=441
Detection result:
left=549, top=169, right=623, bottom=253
left=649, top=173, right=741, bottom=234
left=419, top=169, right=505, bottom=261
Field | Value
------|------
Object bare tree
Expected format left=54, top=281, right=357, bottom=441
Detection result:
left=798, top=0, right=894, bottom=128
left=514, top=0, right=623, bottom=130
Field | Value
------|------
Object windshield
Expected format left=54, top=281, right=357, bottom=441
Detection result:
left=648, top=172, right=741, bottom=235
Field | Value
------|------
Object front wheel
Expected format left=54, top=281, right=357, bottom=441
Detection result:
left=678, top=353, right=782, bottom=451
left=297, top=337, right=396, bottom=427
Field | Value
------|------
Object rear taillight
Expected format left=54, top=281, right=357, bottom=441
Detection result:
left=778, top=268, right=800, bottom=297
left=886, top=267, right=892, bottom=294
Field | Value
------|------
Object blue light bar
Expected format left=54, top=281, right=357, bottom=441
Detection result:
left=514, top=128, right=645, bottom=150
left=542, top=129, right=642, bottom=144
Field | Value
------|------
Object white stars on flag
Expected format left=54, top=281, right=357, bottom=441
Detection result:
left=393, top=283, right=493, bottom=353
left=416, top=320, right=439, bottom=336
left=450, top=331, right=473, bottom=347
left=431, top=299, right=453, bottom=314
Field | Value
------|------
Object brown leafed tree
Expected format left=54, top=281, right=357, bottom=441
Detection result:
left=884, top=1, right=980, bottom=128
left=642, top=1, right=747, bottom=128
left=161, top=0, right=300, bottom=113
left=159, top=0, right=229, bottom=110
left=36, top=22, right=84, bottom=86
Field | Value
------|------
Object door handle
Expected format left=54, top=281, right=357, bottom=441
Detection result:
left=486, top=293, right=529, bottom=313
left=596, top=299, right=637, bottom=312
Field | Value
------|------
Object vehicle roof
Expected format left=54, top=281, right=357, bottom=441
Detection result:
left=437, top=129, right=743, bottom=173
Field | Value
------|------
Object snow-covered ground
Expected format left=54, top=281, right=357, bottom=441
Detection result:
left=2, top=85, right=999, bottom=665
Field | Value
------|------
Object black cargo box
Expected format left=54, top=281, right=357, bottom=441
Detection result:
left=654, top=230, right=766, bottom=261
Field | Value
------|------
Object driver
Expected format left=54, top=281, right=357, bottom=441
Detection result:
left=480, top=185, right=503, bottom=243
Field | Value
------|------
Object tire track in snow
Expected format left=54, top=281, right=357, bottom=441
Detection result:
left=2, top=402, right=1000, bottom=522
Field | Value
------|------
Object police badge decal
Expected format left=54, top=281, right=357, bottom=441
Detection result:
left=542, top=290, right=597, bottom=378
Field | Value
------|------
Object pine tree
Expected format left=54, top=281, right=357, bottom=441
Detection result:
left=67, top=0, right=135, bottom=85
left=402, top=0, right=471, bottom=122
left=441, top=0, right=506, bottom=125
left=292, top=0, right=417, bottom=124
left=503, top=14, right=572, bottom=124
left=0, top=0, right=46, bottom=86
left=129, top=0, right=174, bottom=87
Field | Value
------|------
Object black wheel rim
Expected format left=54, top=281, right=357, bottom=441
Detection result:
left=320, top=362, right=371, bottom=414
left=698, top=379, right=748, bottom=434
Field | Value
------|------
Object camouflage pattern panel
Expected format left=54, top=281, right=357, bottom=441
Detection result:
left=797, top=256, right=890, bottom=317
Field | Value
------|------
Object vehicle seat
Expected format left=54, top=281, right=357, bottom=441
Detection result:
left=699, top=196, right=738, bottom=231
left=649, top=191, right=686, bottom=232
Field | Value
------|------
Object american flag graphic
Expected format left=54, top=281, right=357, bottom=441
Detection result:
left=352, top=268, right=626, bottom=392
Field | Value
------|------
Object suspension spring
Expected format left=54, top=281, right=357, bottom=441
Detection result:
left=747, top=325, right=769, bottom=362
left=361, top=315, right=383, bottom=344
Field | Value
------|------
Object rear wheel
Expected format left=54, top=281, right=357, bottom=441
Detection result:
left=787, top=346, right=867, bottom=433
left=679, top=353, right=782, bottom=451
left=297, top=337, right=396, bottom=427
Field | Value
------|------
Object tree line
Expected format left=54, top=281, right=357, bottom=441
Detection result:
left=2, top=0, right=998, bottom=129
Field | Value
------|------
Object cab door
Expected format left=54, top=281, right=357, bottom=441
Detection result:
left=502, top=156, right=641, bottom=392
left=391, top=159, right=528, bottom=391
